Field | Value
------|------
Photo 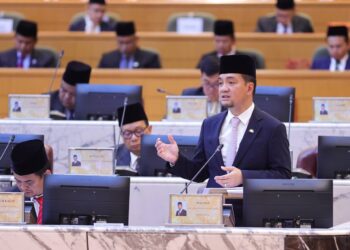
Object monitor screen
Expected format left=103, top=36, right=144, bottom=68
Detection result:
left=75, top=84, right=142, bottom=120
left=138, top=134, right=199, bottom=176
left=0, top=133, right=44, bottom=175
left=317, top=136, right=350, bottom=179
left=254, top=86, right=295, bottom=122
left=42, top=174, right=130, bottom=225
left=243, top=179, right=333, bottom=228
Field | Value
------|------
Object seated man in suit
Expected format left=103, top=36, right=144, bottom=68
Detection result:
left=0, top=20, right=56, bottom=68
left=69, top=0, right=115, bottom=32
left=50, top=61, right=92, bottom=120
left=196, top=20, right=264, bottom=69
left=10, top=140, right=52, bottom=224
left=311, top=26, right=350, bottom=71
left=156, top=54, right=291, bottom=188
left=116, top=103, right=152, bottom=174
left=98, top=21, right=161, bottom=69
left=175, top=202, right=187, bottom=216
left=255, top=0, right=313, bottom=33
left=183, top=56, right=223, bottom=117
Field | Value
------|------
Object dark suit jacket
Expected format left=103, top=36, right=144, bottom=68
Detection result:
left=49, top=90, right=65, bottom=113
left=116, top=144, right=131, bottom=166
left=98, top=48, right=161, bottom=69
left=170, top=107, right=291, bottom=188
left=311, top=56, right=350, bottom=70
left=255, top=14, right=314, bottom=33
left=182, top=86, right=226, bottom=112
left=69, top=18, right=116, bottom=32
left=0, top=48, right=56, bottom=68
left=196, top=50, right=265, bottom=69
left=176, top=209, right=187, bottom=216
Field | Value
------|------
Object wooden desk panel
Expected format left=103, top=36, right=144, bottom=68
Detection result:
left=0, top=1, right=349, bottom=32
left=0, top=69, right=348, bottom=122
left=0, top=32, right=325, bottom=69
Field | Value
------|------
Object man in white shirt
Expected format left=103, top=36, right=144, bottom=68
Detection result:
left=69, top=0, right=116, bottom=32
left=116, top=103, right=152, bottom=174
left=311, top=25, right=350, bottom=71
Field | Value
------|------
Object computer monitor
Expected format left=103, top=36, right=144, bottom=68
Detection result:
left=138, top=134, right=199, bottom=176
left=317, top=136, right=350, bottom=179
left=0, top=133, right=44, bottom=175
left=254, top=86, right=295, bottom=122
left=42, top=174, right=130, bottom=225
left=74, top=84, right=142, bottom=120
left=243, top=179, right=333, bottom=228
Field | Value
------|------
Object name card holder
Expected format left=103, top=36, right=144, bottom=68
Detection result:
left=313, top=97, right=350, bottom=123
left=8, top=94, right=50, bottom=120
left=0, top=192, right=24, bottom=224
left=166, top=96, right=208, bottom=122
left=168, top=194, right=223, bottom=226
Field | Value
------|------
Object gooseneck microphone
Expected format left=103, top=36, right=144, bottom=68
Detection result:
left=180, top=144, right=223, bottom=194
left=48, top=50, right=64, bottom=94
left=115, top=97, right=128, bottom=165
left=288, top=94, right=293, bottom=143
left=0, top=135, right=16, bottom=162
left=156, top=88, right=176, bottom=96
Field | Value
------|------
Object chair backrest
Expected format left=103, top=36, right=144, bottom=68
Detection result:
left=0, top=11, right=25, bottom=31
left=182, top=87, right=199, bottom=96
left=239, top=49, right=266, bottom=69
left=167, top=12, right=216, bottom=32
left=312, top=46, right=329, bottom=61
left=296, top=147, right=318, bottom=177
left=70, top=11, right=120, bottom=28
left=37, top=46, right=59, bottom=66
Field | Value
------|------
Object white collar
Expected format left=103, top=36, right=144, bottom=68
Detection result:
left=227, top=103, right=255, bottom=126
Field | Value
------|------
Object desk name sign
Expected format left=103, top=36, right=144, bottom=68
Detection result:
left=169, top=194, right=223, bottom=225
left=68, top=147, right=115, bottom=175
left=8, top=94, right=50, bottom=120
left=0, top=192, right=24, bottom=223
left=166, top=96, right=208, bottom=122
left=313, top=97, right=350, bottom=122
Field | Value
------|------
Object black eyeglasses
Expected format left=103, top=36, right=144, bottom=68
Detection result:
left=121, top=127, right=147, bottom=139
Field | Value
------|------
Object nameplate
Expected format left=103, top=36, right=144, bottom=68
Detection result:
left=169, top=194, right=223, bottom=225
left=0, top=192, right=24, bottom=223
left=8, top=94, right=50, bottom=120
left=166, top=96, right=208, bottom=121
left=68, top=147, right=115, bottom=175
left=0, top=19, right=13, bottom=33
left=176, top=17, right=204, bottom=34
left=313, top=97, right=350, bottom=122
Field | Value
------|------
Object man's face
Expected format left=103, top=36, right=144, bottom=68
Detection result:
left=276, top=9, right=294, bottom=26
left=87, top=3, right=106, bottom=25
left=13, top=172, right=48, bottom=198
left=178, top=203, right=182, bottom=209
left=14, top=34, right=36, bottom=56
left=327, top=36, right=349, bottom=61
left=201, top=72, right=219, bottom=102
left=117, top=35, right=137, bottom=56
left=121, top=120, right=152, bottom=156
left=214, top=35, right=234, bottom=55
left=58, top=81, right=76, bottom=110
left=73, top=156, right=77, bottom=161
left=218, top=73, right=254, bottom=113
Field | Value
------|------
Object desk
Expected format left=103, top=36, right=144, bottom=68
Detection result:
left=0, top=69, right=349, bottom=122
left=0, top=32, right=325, bottom=69
left=0, top=0, right=349, bottom=32
left=0, top=225, right=349, bottom=250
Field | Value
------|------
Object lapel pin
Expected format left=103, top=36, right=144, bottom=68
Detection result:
left=249, top=129, right=254, bottom=134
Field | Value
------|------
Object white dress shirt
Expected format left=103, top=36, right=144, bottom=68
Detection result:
left=129, top=152, right=139, bottom=171
left=84, top=15, right=101, bottom=33
left=17, top=51, right=31, bottom=69
left=330, top=54, right=349, bottom=72
left=276, top=22, right=293, bottom=34
left=219, top=103, right=255, bottom=166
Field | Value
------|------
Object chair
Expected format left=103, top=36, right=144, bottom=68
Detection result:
left=296, top=146, right=318, bottom=177
left=69, top=11, right=119, bottom=30
left=0, top=11, right=24, bottom=31
left=167, top=12, right=216, bottom=32
left=312, top=46, right=329, bottom=61
left=239, top=49, right=266, bottom=69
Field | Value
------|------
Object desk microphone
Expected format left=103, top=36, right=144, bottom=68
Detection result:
left=288, top=94, right=293, bottom=167
left=0, top=135, right=16, bottom=163
left=156, top=88, right=176, bottom=96
left=48, top=50, right=64, bottom=94
left=180, top=144, right=223, bottom=194
left=115, top=97, right=128, bottom=166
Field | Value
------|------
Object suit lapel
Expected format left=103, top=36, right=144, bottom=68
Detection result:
left=233, top=108, right=263, bottom=166
left=133, top=49, right=141, bottom=68
left=346, top=57, right=350, bottom=69
left=115, top=51, right=122, bottom=68
left=8, top=49, right=18, bottom=67
left=211, top=111, right=227, bottom=167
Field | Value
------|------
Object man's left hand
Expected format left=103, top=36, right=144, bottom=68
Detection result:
left=214, top=166, right=243, bottom=188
